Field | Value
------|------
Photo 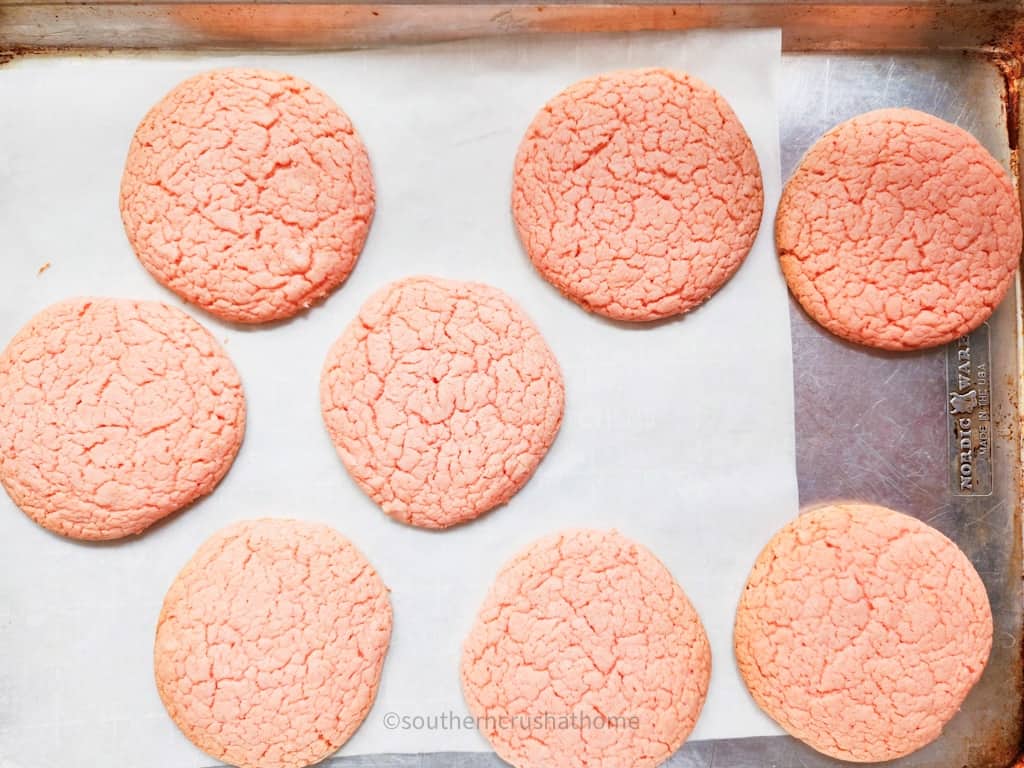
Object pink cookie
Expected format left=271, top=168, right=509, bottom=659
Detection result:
left=154, top=518, right=392, bottom=768
left=320, top=276, right=564, bottom=529
left=120, top=68, right=375, bottom=323
left=462, top=529, right=711, bottom=768
left=734, top=502, right=993, bottom=762
left=0, top=298, right=245, bottom=540
left=513, top=68, right=763, bottom=322
left=777, top=108, right=1021, bottom=350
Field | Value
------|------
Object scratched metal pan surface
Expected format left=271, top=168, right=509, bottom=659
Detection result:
left=0, top=32, right=1020, bottom=768
left=776, top=53, right=1023, bottom=768
left=305, top=53, right=1024, bottom=768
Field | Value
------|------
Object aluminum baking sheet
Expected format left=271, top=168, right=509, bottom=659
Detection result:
left=772, top=53, right=1023, bottom=768
left=0, top=29, right=801, bottom=768
left=0, top=38, right=1020, bottom=768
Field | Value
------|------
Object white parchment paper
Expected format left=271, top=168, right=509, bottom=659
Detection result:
left=0, top=30, right=793, bottom=767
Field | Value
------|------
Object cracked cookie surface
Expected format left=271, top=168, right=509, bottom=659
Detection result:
left=120, top=68, right=375, bottom=323
left=154, top=518, right=392, bottom=768
left=461, top=529, right=710, bottom=768
left=320, top=276, right=564, bottom=529
left=0, top=298, right=245, bottom=540
left=512, top=68, right=763, bottom=322
left=776, top=108, right=1021, bottom=350
left=734, top=502, right=993, bottom=762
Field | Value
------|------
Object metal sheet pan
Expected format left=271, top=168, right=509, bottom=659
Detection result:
left=778, top=52, right=1023, bottom=768
left=2, top=2, right=1024, bottom=54
left=0, top=29, right=798, bottom=764
left=311, top=51, right=1024, bottom=768
left=1, top=6, right=1022, bottom=768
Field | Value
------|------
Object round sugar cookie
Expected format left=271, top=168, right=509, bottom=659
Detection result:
left=777, top=108, right=1022, bottom=351
left=320, top=276, right=564, bottom=529
left=512, top=68, right=764, bottom=322
left=734, top=502, right=993, bottom=762
left=154, top=518, right=392, bottom=768
left=461, top=529, right=710, bottom=768
left=120, top=68, right=375, bottom=323
left=0, top=298, right=245, bottom=540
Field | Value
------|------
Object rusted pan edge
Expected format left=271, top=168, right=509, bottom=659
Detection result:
left=1010, top=51, right=1024, bottom=768
left=0, top=3, right=1024, bottom=56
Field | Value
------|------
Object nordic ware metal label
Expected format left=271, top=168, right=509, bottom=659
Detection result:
left=947, top=324, right=993, bottom=496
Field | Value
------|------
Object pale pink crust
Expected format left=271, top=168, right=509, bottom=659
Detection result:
left=154, top=518, right=392, bottom=768
left=320, top=276, right=564, bottom=529
left=120, top=68, right=375, bottom=323
left=777, top=108, right=1022, bottom=351
left=461, top=529, right=711, bottom=768
left=0, top=298, right=245, bottom=541
left=734, top=503, right=993, bottom=762
left=512, top=68, right=763, bottom=322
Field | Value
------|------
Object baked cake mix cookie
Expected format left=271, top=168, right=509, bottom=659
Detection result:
left=0, top=298, right=245, bottom=540
left=734, top=502, right=993, bottom=762
left=154, top=518, right=392, bottom=768
left=462, top=529, right=710, bottom=768
left=513, top=68, right=763, bottom=322
left=320, top=276, right=564, bottom=529
left=777, top=108, right=1021, bottom=350
left=121, top=68, right=374, bottom=323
